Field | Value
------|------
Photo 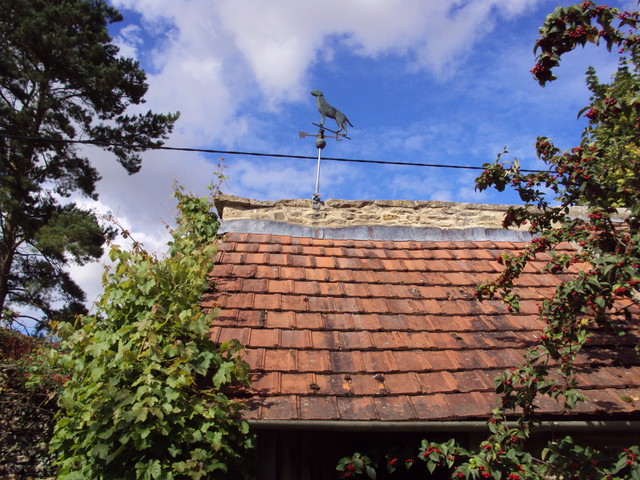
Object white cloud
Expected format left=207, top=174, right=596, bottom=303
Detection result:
left=215, top=0, right=543, bottom=98
left=108, top=0, right=547, bottom=149
left=112, top=0, right=254, bottom=147
left=68, top=187, right=175, bottom=308
left=113, top=24, right=143, bottom=59
left=223, top=156, right=354, bottom=201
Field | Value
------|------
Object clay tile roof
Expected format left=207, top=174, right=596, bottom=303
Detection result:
left=208, top=233, right=640, bottom=424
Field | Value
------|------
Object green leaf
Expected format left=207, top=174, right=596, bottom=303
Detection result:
left=540, top=447, right=550, bottom=461
left=91, top=443, right=109, bottom=460
left=612, top=456, right=628, bottom=474
left=366, top=465, right=376, bottom=479
left=212, top=361, right=235, bottom=387
left=147, top=460, right=162, bottom=479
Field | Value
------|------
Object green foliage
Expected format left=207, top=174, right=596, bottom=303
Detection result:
left=0, top=327, right=66, bottom=394
left=0, top=0, right=178, bottom=330
left=542, top=438, right=640, bottom=479
left=337, top=453, right=377, bottom=479
left=337, top=3, right=640, bottom=479
left=0, top=327, right=39, bottom=361
left=49, top=186, right=254, bottom=479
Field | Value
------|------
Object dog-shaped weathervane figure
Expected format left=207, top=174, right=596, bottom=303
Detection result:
left=311, top=89, right=353, bottom=136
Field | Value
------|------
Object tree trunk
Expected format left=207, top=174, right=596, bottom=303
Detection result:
left=0, top=217, right=17, bottom=319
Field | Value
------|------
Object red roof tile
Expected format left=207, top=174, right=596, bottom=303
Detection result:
left=265, top=311, right=295, bottom=329
left=260, top=395, right=298, bottom=420
left=360, top=350, right=398, bottom=373
left=264, top=349, right=297, bottom=371
left=349, top=374, right=384, bottom=395
left=297, top=350, right=331, bottom=372
left=251, top=372, right=279, bottom=394
left=300, top=396, right=339, bottom=420
left=373, top=396, right=418, bottom=420
left=249, top=329, right=280, bottom=348
left=337, top=397, right=378, bottom=421
left=208, top=233, right=640, bottom=424
left=410, top=393, right=456, bottom=420
left=415, top=371, right=458, bottom=394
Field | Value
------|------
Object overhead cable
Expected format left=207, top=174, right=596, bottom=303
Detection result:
left=0, top=133, right=541, bottom=173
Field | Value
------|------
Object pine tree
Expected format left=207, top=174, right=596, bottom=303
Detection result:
left=0, top=0, right=178, bottom=330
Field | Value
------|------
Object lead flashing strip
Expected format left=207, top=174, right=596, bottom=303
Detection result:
left=219, top=220, right=533, bottom=242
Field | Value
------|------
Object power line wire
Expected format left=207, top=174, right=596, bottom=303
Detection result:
left=0, top=132, right=542, bottom=173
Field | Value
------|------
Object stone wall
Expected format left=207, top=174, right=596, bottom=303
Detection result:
left=0, top=366, right=56, bottom=480
left=215, top=195, right=524, bottom=230
left=215, top=195, right=626, bottom=231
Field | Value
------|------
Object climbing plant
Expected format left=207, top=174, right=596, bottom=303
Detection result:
left=337, top=2, right=640, bottom=479
left=50, top=184, right=255, bottom=479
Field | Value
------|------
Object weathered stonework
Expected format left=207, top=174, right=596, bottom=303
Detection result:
left=215, top=195, right=525, bottom=230
left=0, top=366, right=56, bottom=480
left=215, top=195, right=628, bottom=232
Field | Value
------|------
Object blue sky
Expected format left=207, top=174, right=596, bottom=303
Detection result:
left=68, top=0, right=635, bottom=300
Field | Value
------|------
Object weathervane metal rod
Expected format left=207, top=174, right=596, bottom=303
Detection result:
left=315, top=146, right=321, bottom=198
left=312, top=128, right=326, bottom=209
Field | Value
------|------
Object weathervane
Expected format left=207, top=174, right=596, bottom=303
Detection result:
left=299, top=89, right=352, bottom=210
